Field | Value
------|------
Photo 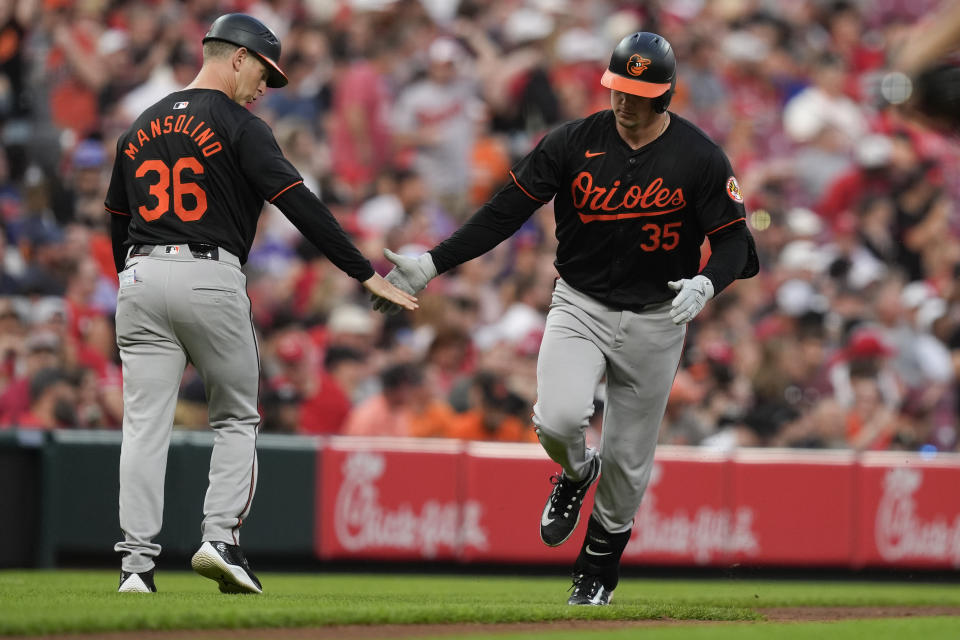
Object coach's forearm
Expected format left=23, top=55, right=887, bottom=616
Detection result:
left=274, top=183, right=375, bottom=282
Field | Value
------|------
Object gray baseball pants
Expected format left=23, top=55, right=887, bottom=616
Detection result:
left=114, top=245, right=260, bottom=573
left=533, top=278, right=685, bottom=535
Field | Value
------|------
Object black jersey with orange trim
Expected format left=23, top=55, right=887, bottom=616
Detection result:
left=515, top=110, right=746, bottom=306
left=104, top=88, right=303, bottom=264
left=430, top=110, right=750, bottom=309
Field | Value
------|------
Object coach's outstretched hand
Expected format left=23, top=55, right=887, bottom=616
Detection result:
left=363, top=272, right=419, bottom=312
left=667, top=275, right=714, bottom=325
left=372, top=249, right=438, bottom=314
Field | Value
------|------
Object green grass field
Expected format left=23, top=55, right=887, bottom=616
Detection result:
left=1, top=571, right=959, bottom=638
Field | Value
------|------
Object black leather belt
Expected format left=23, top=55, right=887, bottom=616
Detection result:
left=623, top=298, right=671, bottom=313
left=130, top=243, right=219, bottom=260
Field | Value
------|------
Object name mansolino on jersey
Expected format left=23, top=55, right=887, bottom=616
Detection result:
left=123, top=112, right=222, bottom=160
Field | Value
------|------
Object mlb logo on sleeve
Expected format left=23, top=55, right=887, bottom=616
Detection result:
left=173, top=101, right=190, bottom=110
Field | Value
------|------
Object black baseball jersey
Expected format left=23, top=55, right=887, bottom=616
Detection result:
left=105, top=88, right=372, bottom=278
left=430, top=110, right=752, bottom=309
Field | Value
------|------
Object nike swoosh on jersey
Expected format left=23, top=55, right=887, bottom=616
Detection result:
left=585, top=150, right=606, bottom=158
left=585, top=544, right=612, bottom=556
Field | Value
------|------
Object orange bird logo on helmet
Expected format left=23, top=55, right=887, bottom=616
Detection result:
left=627, top=54, right=651, bottom=76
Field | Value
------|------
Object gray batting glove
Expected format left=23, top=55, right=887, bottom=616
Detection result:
left=667, top=275, right=714, bottom=325
left=372, top=248, right=438, bottom=315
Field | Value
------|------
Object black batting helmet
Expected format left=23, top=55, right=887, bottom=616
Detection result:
left=601, top=32, right=676, bottom=113
left=203, top=13, right=288, bottom=88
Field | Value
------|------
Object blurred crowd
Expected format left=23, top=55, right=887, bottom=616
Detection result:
left=2, top=0, right=960, bottom=453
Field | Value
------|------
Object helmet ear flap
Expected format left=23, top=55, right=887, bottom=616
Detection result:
left=652, top=75, right=676, bottom=114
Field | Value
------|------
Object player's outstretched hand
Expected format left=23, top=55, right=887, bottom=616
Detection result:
left=667, top=275, right=714, bottom=325
left=371, top=249, right=438, bottom=315
left=363, top=273, right=419, bottom=312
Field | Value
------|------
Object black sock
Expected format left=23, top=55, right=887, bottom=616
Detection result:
left=574, top=515, right=632, bottom=591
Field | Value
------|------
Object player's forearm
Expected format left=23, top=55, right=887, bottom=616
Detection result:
left=698, top=223, right=748, bottom=295
left=273, top=183, right=375, bottom=281
left=429, top=182, right=540, bottom=273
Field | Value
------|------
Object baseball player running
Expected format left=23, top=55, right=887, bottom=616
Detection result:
left=106, top=13, right=417, bottom=594
left=373, top=32, right=757, bottom=605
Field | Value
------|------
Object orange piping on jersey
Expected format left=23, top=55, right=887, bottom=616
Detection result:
left=105, top=206, right=131, bottom=216
left=269, top=180, right=304, bottom=202
left=706, top=217, right=745, bottom=235
left=578, top=206, right=684, bottom=223
left=510, top=171, right=549, bottom=204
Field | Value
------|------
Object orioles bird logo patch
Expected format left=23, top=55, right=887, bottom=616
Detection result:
left=627, top=54, right=651, bottom=76
left=726, top=176, right=743, bottom=203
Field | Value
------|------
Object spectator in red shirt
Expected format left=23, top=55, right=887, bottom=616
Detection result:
left=62, top=256, right=122, bottom=426
left=268, top=329, right=369, bottom=435
left=0, top=330, right=63, bottom=427
left=298, top=345, right=368, bottom=435
left=328, top=27, right=395, bottom=203
left=44, top=2, right=108, bottom=138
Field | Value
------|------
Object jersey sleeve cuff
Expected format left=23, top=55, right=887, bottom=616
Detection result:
left=354, top=263, right=376, bottom=282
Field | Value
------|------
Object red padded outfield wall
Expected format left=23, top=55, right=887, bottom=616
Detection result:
left=726, top=449, right=858, bottom=567
left=314, top=440, right=960, bottom=570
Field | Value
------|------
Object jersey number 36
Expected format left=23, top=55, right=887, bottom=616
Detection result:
left=135, top=157, right=208, bottom=222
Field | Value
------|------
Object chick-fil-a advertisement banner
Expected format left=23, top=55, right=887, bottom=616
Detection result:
left=314, top=440, right=960, bottom=569
left=316, top=437, right=471, bottom=561
left=855, top=451, right=960, bottom=569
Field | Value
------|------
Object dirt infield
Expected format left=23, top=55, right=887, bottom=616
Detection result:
left=759, top=606, right=960, bottom=621
left=10, top=606, right=960, bottom=640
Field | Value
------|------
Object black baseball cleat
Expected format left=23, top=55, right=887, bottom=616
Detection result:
left=118, top=568, right=157, bottom=593
left=540, top=456, right=601, bottom=546
left=191, top=541, right=263, bottom=594
left=567, top=572, right=613, bottom=606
